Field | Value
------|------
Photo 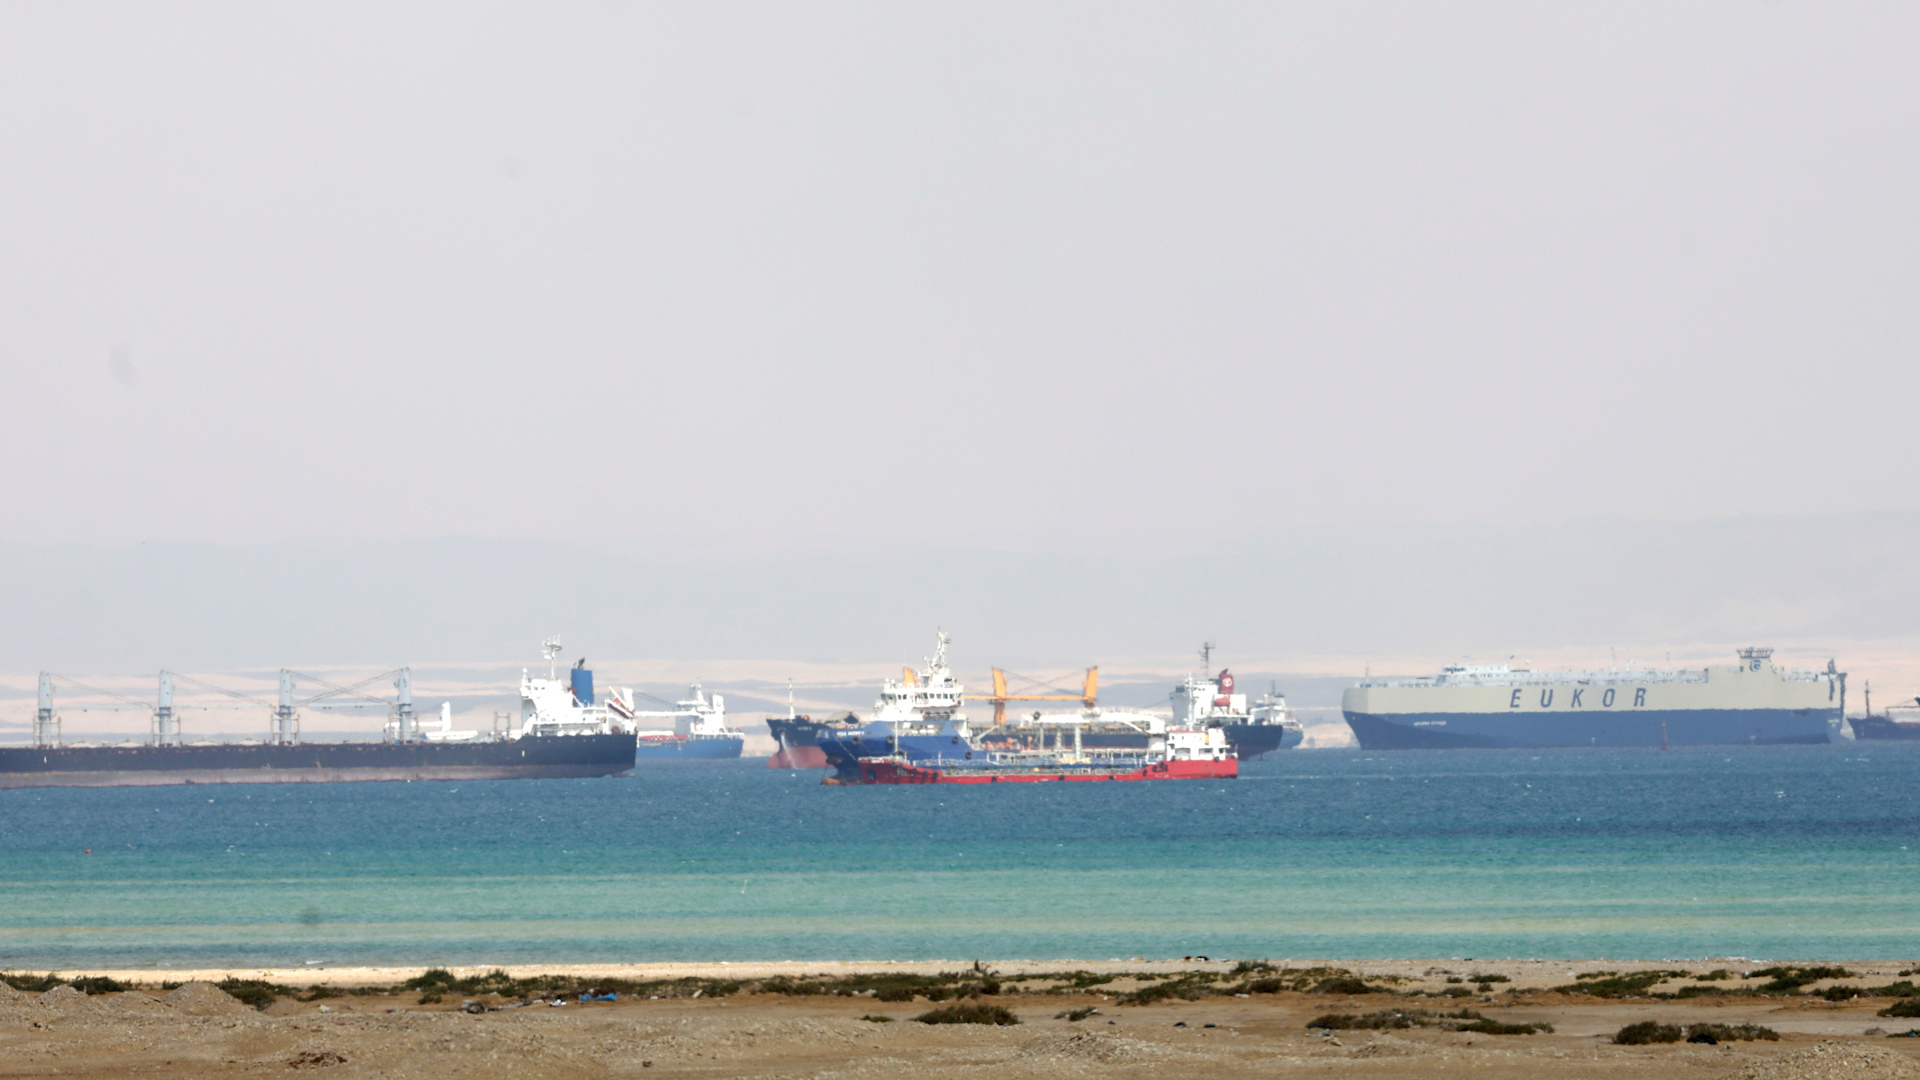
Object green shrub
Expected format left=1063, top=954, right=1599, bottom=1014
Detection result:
left=67, top=976, right=128, bottom=995
left=874, top=986, right=914, bottom=1002
left=1613, top=1021, right=1682, bottom=1045
left=1120, top=979, right=1212, bottom=1006
left=1879, top=998, right=1920, bottom=1018
left=1695, top=969, right=1734, bottom=981
left=1684, top=1023, right=1777, bottom=1044
left=1311, top=977, right=1375, bottom=995
left=217, top=979, right=280, bottom=1011
left=1308, top=1010, right=1422, bottom=1030
left=1308, top=1007, right=1546, bottom=1035
left=404, top=968, right=456, bottom=991
left=1557, top=971, right=1682, bottom=998
left=1671, top=985, right=1731, bottom=999
left=1749, top=966, right=1853, bottom=993
left=1456, top=1018, right=1552, bottom=1035
left=914, top=1004, right=1020, bottom=1025
left=1468, top=974, right=1510, bottom=984
left=859, top=1015, right=892, bottom=1023
left=0, top=973, right=65, bottom=993
left=1055, top=1007, right=1098, bottom=1022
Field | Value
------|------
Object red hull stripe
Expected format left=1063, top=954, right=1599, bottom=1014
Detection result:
left=850, top=759, right=1237, bottom=784
left=768, top=746, right=831, bottom=770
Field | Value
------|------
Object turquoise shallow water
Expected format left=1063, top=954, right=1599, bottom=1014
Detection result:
left=3, top=744, right=1918, bottom=968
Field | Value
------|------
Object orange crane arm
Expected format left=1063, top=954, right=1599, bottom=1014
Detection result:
left=959, top=667, right=1101, bottom=725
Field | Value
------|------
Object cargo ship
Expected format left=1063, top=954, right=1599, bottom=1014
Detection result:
left=831, top=726, right=1237, bottom=784
left=816, top=633, right=974, bottom=781
left=609, top=681, right=745, bottom=759
left=1169, top=652, right=1304, bottom=759
left=1342, top=647, right=1846, bottom=749
left=0, top=645, right=637, bottom=788
left=1848, top=684, right=1920, bottom=741
left=765, top=683, right=857, bottom=769
left=986, top=651, right=1302, bottom=760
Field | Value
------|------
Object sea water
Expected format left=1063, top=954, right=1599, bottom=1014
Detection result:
left=2, top=744, right=1918, bottom=969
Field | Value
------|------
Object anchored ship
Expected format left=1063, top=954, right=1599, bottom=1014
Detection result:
left=765, top=683, right=856, bottom=769
left=836, top=726, right=1238, bottom=785
left=609, top=680, right=745, bottom=760
left=0, top=642, right=637, bottom=788
left=816, top=632, right=974, bottom=781
left=1343, top=647, right=1846, bottom=749
left=817, top=633, right=1241, bottom=784
left=1169, top=646, right=1304, bottom=759
left=973, top=652, right=1300, bottom=760
left=1848, top=683, right=1920, bottom=741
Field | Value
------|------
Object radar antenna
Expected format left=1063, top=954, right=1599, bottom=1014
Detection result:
left=542, top=637, right=562, bottom=679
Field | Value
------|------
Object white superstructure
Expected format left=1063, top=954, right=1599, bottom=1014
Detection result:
left=612, top=681, right=741, bottom=739
left=1170, top=645, right=1251, bottom=728
left=518, top=640, right=627, bottom=738
left=868, top=630, right=972, bottom=739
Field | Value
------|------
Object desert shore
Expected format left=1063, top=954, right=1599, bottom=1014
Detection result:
left=50, top=957, right=1880, bottom=989
left=6, top=959, right=1920, bottom=1079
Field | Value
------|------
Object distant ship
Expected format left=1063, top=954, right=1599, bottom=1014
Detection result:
left=816, top=633, right=975, bottom=781
left=992, top=648, right=1303, bottom=760
left=1343, top=648, right=1845, bottom=749
left=1848, top=683, right=1920, bottom=741
left=834, top=726, right=1238, bottom=785
left=765, top=683, right=856, bottom=769
left=607, top=680, right=745, bottom=760
left=0, top=643, right=636, bottom=788
left=1168, top=648, right=1304, bottom=759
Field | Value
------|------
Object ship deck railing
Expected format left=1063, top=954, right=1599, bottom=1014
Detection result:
left=1360, top=670, right=1729, bottom=689
left=909, top=750, right=1167, bottom=772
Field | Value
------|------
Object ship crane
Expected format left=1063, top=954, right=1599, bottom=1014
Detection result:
left=964, top=667, right=1099, bottom=726
left=34, top=668, right=422, bottom=749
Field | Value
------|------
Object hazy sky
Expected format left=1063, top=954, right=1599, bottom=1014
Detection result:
left=3, top=4, right=1916, bottom=553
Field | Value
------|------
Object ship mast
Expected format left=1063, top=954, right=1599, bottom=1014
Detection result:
left=34, top=672, right=57, bottom=749
left=153, top=670, right=179, bottom=746
left=271, top=670, right=300, bottom=745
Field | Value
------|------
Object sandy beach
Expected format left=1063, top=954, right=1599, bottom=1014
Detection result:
left=8, top=959, right=1920, bottom=1079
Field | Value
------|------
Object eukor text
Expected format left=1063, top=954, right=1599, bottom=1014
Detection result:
left=1509, top=687, right=1649, bottom=708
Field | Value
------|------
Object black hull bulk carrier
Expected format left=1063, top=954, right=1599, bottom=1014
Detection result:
left=1, top=643, right=636, bottom=789
left=1847, top=684, right=1920, bottom=741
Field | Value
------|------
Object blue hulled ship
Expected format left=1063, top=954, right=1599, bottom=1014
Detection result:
left=606, top=679, right=745, bottom=760
left=1342, top=648, right=1847, bottom=749
left=816, top=633, right=976, bottom=781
